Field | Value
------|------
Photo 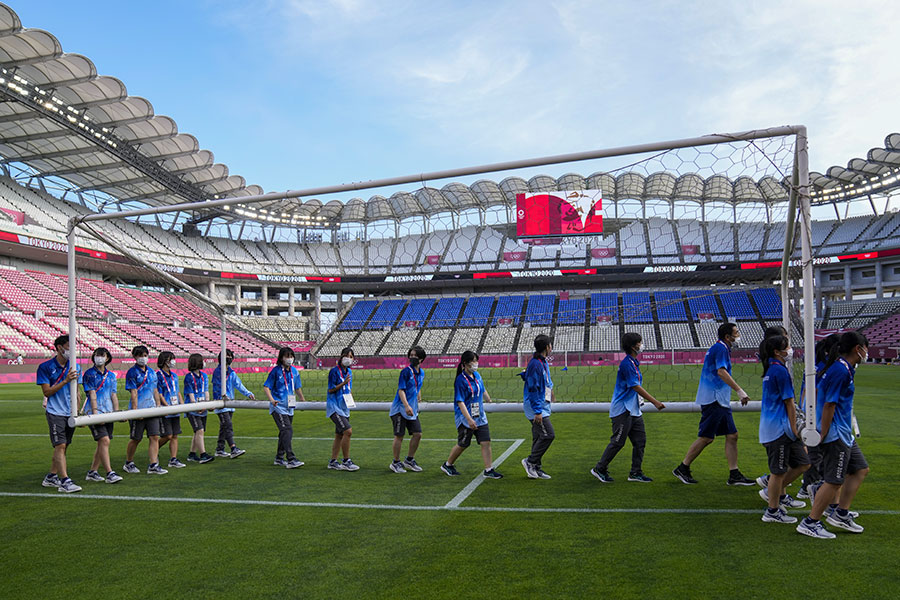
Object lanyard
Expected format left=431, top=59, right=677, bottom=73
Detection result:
left=338, top=365, right=350, bottom=385
left=837, top=358, right=853, bottom=380
left=93, top=368, right=109, bottom=393
left=408, top=367, right=423, bottom=395
left=282, top=366, right=294, bottom=393
left=462, top=372, right=480, bottom=399
left=51, top=361, right=70, bottom=386
left=161, top=370, right=176, bottom=396
left=626, top=356, right=641, bottom=381
left=189, top=372, right=203, bottom=395
left=135, top=367, right=149, bottom=390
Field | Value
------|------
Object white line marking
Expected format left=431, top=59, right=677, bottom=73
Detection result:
left=444, top=438, right=525, bottom=508
left=0, top=433, right=521, bottom=442
left=0, top=492, right=897, bottom=515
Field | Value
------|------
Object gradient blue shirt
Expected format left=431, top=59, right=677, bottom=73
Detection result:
left=759, top=360, right=795, bottom=443
left=264, top=365, right=302, bottom=416
left=816, top=358, right=856, bottom=446
left=326, top=365, right=353, bottom=418
left=156, top=370, right=180, bottom=416
left=610, top=355, right=642, bottom=418
left=183, top=371, right=209, bottom=416
left=454, top=371, right=488, bottom=429
left=523, top=355, right=553, bottom=419
left=212, top=364, right=252, bottom=413
left=81, top=367, right=116, bottom=415
left=391, top=366, right=424, bottom=420
left=36, top=358, right=81, bottom=417
left=696, top=340, right=732, bottom=408
left=125, top=364, right=157, bottom=410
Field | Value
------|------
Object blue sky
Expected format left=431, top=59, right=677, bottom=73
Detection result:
left=11, top=0, right=899, bottom=198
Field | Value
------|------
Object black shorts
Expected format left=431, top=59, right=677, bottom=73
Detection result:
left=330, top=413, right=351, bottom=435
left=457, top=424, right=491, bottom=448
left=129, top=417, right=161, bottom=441
left=89, top=422, right=114, bottom=442
left=391, top=413, right=422, bottom=437
left=697, top=403, right=737, bottom=439
left=46, top=412, right=74, bottom=447
left=187, top=414, right=207, bottom=433
left=821, top=440, right=868, bottom=485
left=160, top=416, right=182, bottom=437
left=763, top=434, right=810, bottom=474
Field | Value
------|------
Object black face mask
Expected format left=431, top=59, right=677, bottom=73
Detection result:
left=226, top=358, right=233, bottom=366
left=409, top=357, right=420, bottom=367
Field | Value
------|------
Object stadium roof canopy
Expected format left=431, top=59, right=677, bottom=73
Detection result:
left=1, top=2, right=899, bottom=229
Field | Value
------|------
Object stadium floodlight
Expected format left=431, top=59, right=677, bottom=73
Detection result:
left=63, top=126, right=815, bottom=433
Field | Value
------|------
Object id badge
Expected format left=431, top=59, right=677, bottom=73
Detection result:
left=343, top=392, right=356, bottom=409
left=171, top=394, right=179, bottom=406
left=545, top=388, right=552, bottom=403
left=287, top=394, right=297, bottom=408
left=470, top=402, right=481, bottom=418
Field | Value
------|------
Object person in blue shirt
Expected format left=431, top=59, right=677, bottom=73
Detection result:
left=183, top=353, right=214, bottom=464
left=263, top=347, right=306, bottom=469
left=155, top=351, right=186, bottom=469
left=37, top=334, right=82, bottom=493
left=326, top=347, right=360, bottom=471
left=81, top=346, right=122, bottom=484
left=212, top=349, right=254, bottom=458
left=757, top=335, right=810, bottom=524
left=521, top=334, right=555, bottom=480
left=797, top=331, right=870, bottom=539
left=591, top=333, right=665, bottom=483
left=389, top=346, right=426, bottom=473
left=673, top=322, right=754, bottom=486
left=440, top=351, right=503, bottom=479
left=123, top=345, right=167, bottom=475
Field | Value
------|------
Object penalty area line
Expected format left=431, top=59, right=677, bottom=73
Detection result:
left=445, top=438, right=525, bottom=508
left=2, top=492, right=896, bottom=515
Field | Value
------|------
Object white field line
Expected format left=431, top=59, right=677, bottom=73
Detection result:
left=0, top=434, right=522, bottom=442
left=445, top=438, right=525, bottom=508
left=0, top=492, right=897, bottom=515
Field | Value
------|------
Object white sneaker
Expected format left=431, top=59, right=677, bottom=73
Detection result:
left=327, top=459, right=342, bottom=470
left=781, top=494, right=805, bottom=509
left=57, top=478, right=82, bottom=493
left=147, top=463, right=168, bottom=475
left=402, top=458, right=423, bottom=472
left=756, top=474, right=769, bottom=488
left=85, top=470, right=104, bottom=483
left=105, top=472, right=123, bottom=484
left=762, top=508, right=797, bottom=524
left=168, top=458, right=186, bottom=469
left=341, top=459, right=360, bottom=471
left=521, top=458, right=538, bottom=479
left=796, top=519, right=836, bottom=539
left=824, top=504, right=859, bottom=519
left=285, top=459, right=304, bottom=469
left=826, top=512, right=864, bottom=533
left=389, top=460, right=406, bottom=473
left=42, top=474, right=60, bottom=488
left=122, top=462, right=140, bottom=474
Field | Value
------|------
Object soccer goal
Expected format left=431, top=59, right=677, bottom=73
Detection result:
left=62, top=126, right=816, bottom=434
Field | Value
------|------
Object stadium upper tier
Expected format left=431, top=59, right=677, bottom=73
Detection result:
left=1, top=176, right=899, bottom=276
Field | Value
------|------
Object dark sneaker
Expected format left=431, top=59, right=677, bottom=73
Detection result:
left=42, top=473, right=60, bottom=488
left=440, top=462, right=460, bottom=477
left=483, top=469, right=503, bottom=479
left=402, top=458, right=423, bottom=472
left=590, top=468, right=613, bottom=483
left=198, top=453, right=215, bottom=464
left=187, top=453, right=199, bottom=463
left=673, top=464, right=697, bottom=484
left=727, top=472, right=755, bottom=486
left=229, top=447, right=246, bottom=458
left=627, top=471, right=653, bottom=482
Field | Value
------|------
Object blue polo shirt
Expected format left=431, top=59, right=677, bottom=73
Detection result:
left=212, top=364, right=253, bottom=413
left=326, top=365, right=353, bottom=418
left=610, top=355, right=642, bottom=418
left=125, top=365, right=158, bottom=410
left=263, top=365, right=302, bottom=416
left=454, top=371, right=488, bottom=429
left=816, top=358, right=856, bottom=446
left=183, top=371, right=209, bottom=416
left=156, top=369, right=180, bottom=416
left=523, top=355, right=553, bottom=419
left=696, top=340, right=732, bottom=408
left=390, top=366, right=424, bottom=420
left=81, top=367, right=116, bottom=414
left=36, top=357, right=82, bottom=417
left=759, top=359, right=795, bottom=443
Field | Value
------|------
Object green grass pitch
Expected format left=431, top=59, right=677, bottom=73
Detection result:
left=1, top=364, right=898, bottom=599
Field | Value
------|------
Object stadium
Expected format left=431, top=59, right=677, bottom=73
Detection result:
left=1, top=3, right=898, bottom=598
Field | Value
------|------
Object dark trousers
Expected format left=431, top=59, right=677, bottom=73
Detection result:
left=216, top=412, right=235, bottom=451
left=527, top=416, right=555, bottom=466
left=596, top=413, right=646, bottom=472
left=272, top=412, right=295, bottom=461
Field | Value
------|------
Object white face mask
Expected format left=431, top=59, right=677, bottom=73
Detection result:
left=733, top=335, right=741, bottom=343
left=341, top=357, right=353, bottom=367
left=93, top=356, right=106, bottom=367
left=168, top=360, right=176, bottom=368
left=858, top=348, right=868, bottom=364
left=61, top=349, right=70, bottom=360
left=471, top=362, right=479, bottom=371
left=636, top=344, right=644, bottom=354
left=282, top=357, right=294, bottom=367
left=785, top=348, right=794, bottom=360
left=136, top=356, right=148, bottom=367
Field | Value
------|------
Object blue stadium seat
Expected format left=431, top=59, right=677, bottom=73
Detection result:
left=654, top=291, right=687, bottom=322
left=557, top=298, right=586, bottom=324
left=718, top=289, right=755, bottom=320
left=685, top=290, right=721, bottom=319
left=590, top=292, right=619, bottom=322
left=459, top=297, right=494, bottom=327
left=365, top=299, right=406, bottom=329
left=622, top=291, right=653, bottom=323
left=338, top=299, right=377, bottom=330
left=750, top=288, right=782, bottom=319
left=399, top=298, right=434, bottom=324
left=426, top=297, right=464, bottom=327
left=524, top=294, right=555, bottom=325
left=492, top=295, right=526, bottom=325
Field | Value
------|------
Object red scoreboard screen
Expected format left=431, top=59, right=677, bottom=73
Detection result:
left=515, top=190, right=604, bottom=238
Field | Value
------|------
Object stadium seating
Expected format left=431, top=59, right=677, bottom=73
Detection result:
left=685, top=290, right=721, bottom=319
left=426, top=297, right=464, bottom=328
left=590, top=292, right=619, bottom=322
left=365, top=299, right=406, bottom=330
left=339, top=300, right=377, bottom=330
left=399, top=298, right=434, bottom=325
left=445, top=328, right=483, bottom=354
left=557, top=298, right=586, bottom=325
left=654, top=291, right=687, bottom=321
left=719, top=289, right=756, bottom=320
left=750, top=288, right=781, bottom=319
left=553, top=325, right=585, bottom=352
left=492, top=295, right=525, bottom=325
left=417, top=328, right=452, bottom=354
left=622, top=291, right=653, bottom=323
left=459, top=297, right=494, bottom=327
left=524, top=294, right=555, bottom=325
